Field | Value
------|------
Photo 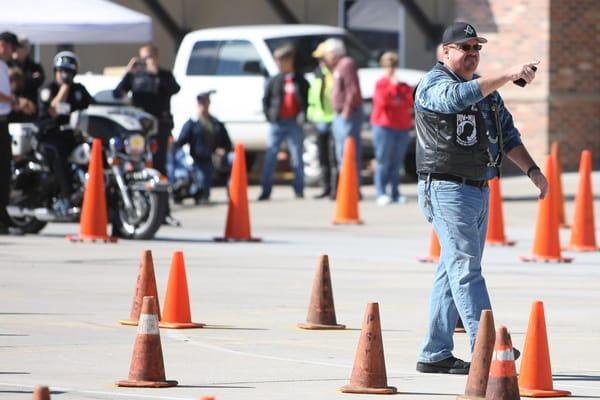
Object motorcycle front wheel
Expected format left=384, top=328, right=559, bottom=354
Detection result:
left=112, top=189, right=168, bottom=240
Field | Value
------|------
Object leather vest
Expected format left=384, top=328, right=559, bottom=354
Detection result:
left=415, top=63, right=492, bottom=180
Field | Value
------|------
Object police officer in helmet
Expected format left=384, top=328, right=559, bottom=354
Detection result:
left=37, top=51, right=92, bottom=215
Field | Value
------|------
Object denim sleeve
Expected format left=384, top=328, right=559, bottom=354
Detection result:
left=496, top=93, right=523, bottom=154
left=415, top=69, right=484, bottom=114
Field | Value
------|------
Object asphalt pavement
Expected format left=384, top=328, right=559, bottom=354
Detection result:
left=1, top=172, right=599, bottom=399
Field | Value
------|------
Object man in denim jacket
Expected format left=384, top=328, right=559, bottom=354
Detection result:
left=414, top=22, right=548, bottom=374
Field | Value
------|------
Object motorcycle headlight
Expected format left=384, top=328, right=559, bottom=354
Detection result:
left=125, top=134, right=146, bottom=156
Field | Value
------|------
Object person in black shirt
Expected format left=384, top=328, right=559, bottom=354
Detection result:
left=113, top=44, right=180, bottom=176
left=113, top=44, right=181, bottom=225
left=174, top=91, right=233, bottom=203
left=37, top=51, right=92, bottom=215
left=9, top=37, right=44, bottom=105
left=8, top=66, right=36, bottom=122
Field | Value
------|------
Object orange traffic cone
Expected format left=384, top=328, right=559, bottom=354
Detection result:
left=116, top=296, right=178, bottom=388
left=32, top=386, right=50, bottom=400
left=339, top=303, right=396, bottom=394
left=458, top=309, right=495, bottom=400
left=551, top=142, right=568, bottom=228
left=486, top=177, right=516, bottom=246
left=214, top=143, right=260, bottom=241
left=484, top=326, right=520, bottom=400
left=521, top=156, right=572, bottom=263
left=417, top=229, right=440, bottom=263
left=119, top=250, right=161, bottom=326
left=298, top=255, right=345, bottom=330
left=566, top=150, right=598, bottom=251
left=333, top=137, right=362, bottom=224
left=67, top=138, right=116, bottom=242
left=159, top=251, right=204, bottom=329
left=518, top=301, right=571, bottom=397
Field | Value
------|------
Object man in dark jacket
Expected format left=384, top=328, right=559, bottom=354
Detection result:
left=258, top=45, right=309, bottom=201
left=174, top=91, right=232, bottom=203
left=113, top=44, right=181, bottom=225
left=9, top=36, right=44, bottom=105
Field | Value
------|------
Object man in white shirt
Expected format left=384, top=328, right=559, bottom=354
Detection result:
left=0, top=31, right=26, bottom=235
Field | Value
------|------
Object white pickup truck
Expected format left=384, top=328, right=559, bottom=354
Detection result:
left=78, top=24, right=426, bottom=180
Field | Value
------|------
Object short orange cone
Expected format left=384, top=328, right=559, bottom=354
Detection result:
left=551, top=142, right=568, bottom=228
left=486, top=177, right=516, bottom=246
left=215, top=143, right=260, bottom=242
left=417, top=229, right=440, bottom=263
left=119, top=250, right=161, bottom=326
left=298, top=255, right=345, bottom=330
left=340, top=303, right=396, bottom=394
left=484, top=326, right=520, bottom=400
left=458, top=310, right=495, bottom=400
left=32, top=386, right=50, bottom=400
left=333, top=137, right=362, bottom=224
left=518, top=301, right=571, bottom=397
left=116, top=296, right=178, bottom=388
left=67, top=138, right=116, bottom=242
left=521, top=156, right=572, bottom=263
left=566, top=150, right=598, bottom=251
left=159, top=251, right=204, bottom=329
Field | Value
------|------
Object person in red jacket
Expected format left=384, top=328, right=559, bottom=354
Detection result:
left=370, top=51, right=413, bottom=205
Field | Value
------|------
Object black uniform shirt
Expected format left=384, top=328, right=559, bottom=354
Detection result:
left=113, top=69, right=180, bottom=119
left=38, top=81, right=92, bottom=133
left=8, top=58, right=45, bottom=102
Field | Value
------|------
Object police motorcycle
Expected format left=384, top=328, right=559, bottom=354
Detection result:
left=7, top=58, right=169, bottom=239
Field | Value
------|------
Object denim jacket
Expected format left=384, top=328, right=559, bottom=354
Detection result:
left=415, top=63, right=523, bottom=179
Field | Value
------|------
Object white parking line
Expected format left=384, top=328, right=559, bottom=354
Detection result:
left=0, top=382, right=196, bottom=400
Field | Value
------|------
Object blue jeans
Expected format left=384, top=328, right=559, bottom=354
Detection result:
left=332, top=109, right=363, bottom=184
left=261, top=118, right=304, bottom=197
left=192, top=161, right=214, bottom=199
left=417, top=178, right=491, bottom=363
left=373, top=125, right=410, bottom=200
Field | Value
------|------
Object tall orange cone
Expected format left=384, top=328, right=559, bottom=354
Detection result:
left=566, top=150, right=598, bottom=251
left=486, top=177, right=516, bottom=246
left=518, top=301, right=571, bottom=397
left=215, top=143, right=260, bottom=242
left=339, top=303, right=396, bottom=394
left=457, top=310, right=495, bottom=400
left=551, top=142, right=568, bottom=228
left=67, top=138, right=116, bottom=242
left=116, top=296, right=178, bottom=388
left=119, top=250, right=161, bottom=326
left=521, top=156, right=572, bottom=263
left=417, top=229, right=440, bottom=263
left=32, top=386, right=50, bottom=400
left=333, top=137, right=362, bottom=224
left=298, top=255, right=345, bottom=330
left=484, top=326, right=520, bottom=400
left=159, top=251, right=204, bottom=329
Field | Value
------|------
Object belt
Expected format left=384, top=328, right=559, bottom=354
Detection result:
left=419, top=173, right=488, bottom=189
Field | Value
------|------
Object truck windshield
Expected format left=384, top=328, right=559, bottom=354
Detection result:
left=265, top=34, right=378, bottom=74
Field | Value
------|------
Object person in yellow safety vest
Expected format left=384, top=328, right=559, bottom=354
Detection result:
left=307, top=41, right=336, bottom=199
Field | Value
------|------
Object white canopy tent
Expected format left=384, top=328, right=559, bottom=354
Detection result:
left=0, top=0, right=152, bottom=44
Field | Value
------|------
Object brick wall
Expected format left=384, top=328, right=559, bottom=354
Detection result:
left=454, top=0, right=599, bottom=171
left=548, top=0, right=600, bottom=170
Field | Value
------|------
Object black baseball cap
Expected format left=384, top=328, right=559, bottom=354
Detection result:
left=442, top=22, right=487, bottom=45
left=196, top=90, right=216, bottom=102
left=0, top=31, right=19, bottom=48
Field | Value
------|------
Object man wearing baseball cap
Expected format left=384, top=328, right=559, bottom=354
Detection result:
left=413, top=22, right=544, bottom=374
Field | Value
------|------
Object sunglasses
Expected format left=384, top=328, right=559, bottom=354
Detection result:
left=450, top=43, right=483, bottom=52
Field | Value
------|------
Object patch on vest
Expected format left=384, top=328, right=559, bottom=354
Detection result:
left=456, top=114, right=478, bottom=147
